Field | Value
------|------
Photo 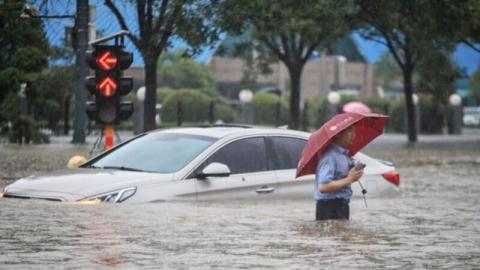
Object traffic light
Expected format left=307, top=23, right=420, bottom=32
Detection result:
left=85, top=45, right=134, bottom=125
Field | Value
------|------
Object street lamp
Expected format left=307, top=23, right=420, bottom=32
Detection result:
left=412, top=93, right=419, bottom=105
left=327, top=91, right=341, bottom=118
left=411, top=93, right=420, bottom=134
left=239, top=89, right=253, bottom=103
left=238, top=89, right=253, bottom=124
left=136, top=86, right=146, bottom=101
left=449, top=93, right=462, bottom=107
left=327, top=91, right=341, bottom=105
left=448, top=93, right=462, bottom=134
left=134, top=86, right=146, bottom=134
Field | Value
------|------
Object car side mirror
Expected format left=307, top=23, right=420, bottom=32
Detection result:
left=196, top=162, right=231, bottom=180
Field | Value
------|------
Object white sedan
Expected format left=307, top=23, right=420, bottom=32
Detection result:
left=2, top=127, right=400, bottom=203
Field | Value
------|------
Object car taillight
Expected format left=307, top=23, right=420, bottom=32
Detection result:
left=382, top=171, right=400, bottom=186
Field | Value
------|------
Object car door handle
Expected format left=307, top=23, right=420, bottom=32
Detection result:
left=255, top=186, right=275, bottom=194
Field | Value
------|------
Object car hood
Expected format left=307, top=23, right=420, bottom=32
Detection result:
left=4, top=168, right=173, bottom=201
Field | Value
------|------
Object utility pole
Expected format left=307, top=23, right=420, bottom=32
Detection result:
left=72, top=0, right=89, bottom=143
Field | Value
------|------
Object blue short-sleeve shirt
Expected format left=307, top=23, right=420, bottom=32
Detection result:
left=314, top=143, right=353, bottom=201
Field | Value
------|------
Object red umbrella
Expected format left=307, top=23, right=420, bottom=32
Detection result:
left=296, top=112, right=387, bottom=178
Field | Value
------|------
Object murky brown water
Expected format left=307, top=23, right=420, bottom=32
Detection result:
left=1, top=142, right=480, bottom=269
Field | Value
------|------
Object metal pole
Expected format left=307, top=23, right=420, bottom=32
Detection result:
left=177, top=100, right=183, bottom=127
left=209, top=101, right=215, bottom=124
left=63, top=95, right=70, bottom=135
left=72, top=0, right=89, bottom=143
left=104, top=125, right=114, bottom=151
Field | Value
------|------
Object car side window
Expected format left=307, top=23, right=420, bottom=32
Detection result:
left=197, top=137, right=268, bottom=175
left=269, top=136, right=306, bottom=170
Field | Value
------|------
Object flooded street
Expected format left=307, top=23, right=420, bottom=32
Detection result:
left=1, top=140, right=480, bottom=269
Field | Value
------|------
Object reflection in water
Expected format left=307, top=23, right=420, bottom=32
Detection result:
left=1, top=149, right=480, bottom=268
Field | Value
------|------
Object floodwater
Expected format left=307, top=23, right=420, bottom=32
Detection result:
left=1, top=143, right=480, bottom=269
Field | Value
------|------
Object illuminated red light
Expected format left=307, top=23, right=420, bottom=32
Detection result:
left=98, top=77, right=117, bottom=96
left=96, top=51, right=118, bottom=70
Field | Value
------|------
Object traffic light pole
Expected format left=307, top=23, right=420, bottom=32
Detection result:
left=104, top=125, right=114, bottom=151
left=72, top=0, right=89, bottom=143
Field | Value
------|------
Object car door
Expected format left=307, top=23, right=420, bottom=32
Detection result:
left=193, top=136, right=278, bottom=200
left=268, top=136, right=314, bottom=199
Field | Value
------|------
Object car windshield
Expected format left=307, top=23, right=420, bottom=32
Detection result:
left=90, top=133, right=217, bottom=173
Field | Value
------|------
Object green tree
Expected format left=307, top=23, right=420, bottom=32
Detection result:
left=328, top=35, right=366, bottom=62
left=373, top=52, right=402, bottom=88
left=158, top=50, right=215, bottom=90
left=33, top=67, right=75, bottom=133
left=416, top=50, right=460, bottom=106
left=357, top=0, right=464, bottom=142
left=0, top=0, right=49, bottom=140
left=105, top=0, right=219, bottom=131
left=216, top=0, right=357, bottom=130
left=455, top=0, right=480, bottom=53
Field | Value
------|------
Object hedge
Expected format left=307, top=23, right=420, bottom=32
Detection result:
left=251, top=92, right=289, bottom=126
left=161, top=89, right=235, bottom=124
left=387, top=95, right=446, bottom=134
left=418, top=94, right=445, bottom=134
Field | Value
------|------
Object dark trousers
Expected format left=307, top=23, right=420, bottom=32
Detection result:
left=316, top=199, right=350, bottom=220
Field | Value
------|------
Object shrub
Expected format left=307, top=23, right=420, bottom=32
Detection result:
left=157, top=87, right=175, bottom=103
left=161, top=89, right=236, bottom=124
left=211, top=96, right=236, bottom=123
left=251, top=92, right=288, bottom=126
left=310, top=97, right=330, bottom=128
left=162, top=89, right=210, bottom=123
left=418, top=94, right=445, bottom=134
left=387, top=95, right=446, bottom=134
left=388, top=99, right=406, bottom=133
left=339, top=95, right=357, bottom=106
left=8, top=115, right=49, bottom=144
left=363, top=97, right=390, bottom=115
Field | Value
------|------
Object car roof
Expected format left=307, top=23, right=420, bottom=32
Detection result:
left=149, top=126, right=311, bottom=139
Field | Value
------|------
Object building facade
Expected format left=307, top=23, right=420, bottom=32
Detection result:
left=207, top=56, right=376, bottom=102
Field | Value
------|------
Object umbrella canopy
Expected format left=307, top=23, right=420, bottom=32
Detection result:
left=343, top=101, right=372, bottom=114
left=296, top=112, right=387, bottom=178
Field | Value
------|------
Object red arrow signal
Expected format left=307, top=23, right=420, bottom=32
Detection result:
left=97, top=51, right=118, bottom=71
left=98, top=77, right=117, bottom=97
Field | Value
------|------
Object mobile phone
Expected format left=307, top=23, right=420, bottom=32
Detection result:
left=354, top=162, right=366, bottom=171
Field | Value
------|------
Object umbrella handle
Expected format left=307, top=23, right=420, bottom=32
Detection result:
left=358, top=180, right=368, bottom=208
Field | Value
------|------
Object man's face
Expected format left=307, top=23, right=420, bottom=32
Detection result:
left=334, top=125, right=356, bottom=147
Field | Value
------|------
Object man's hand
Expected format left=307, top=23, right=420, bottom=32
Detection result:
left=319, top=168, right=364, bottom=193
left=347, top=168, right=364, bottom=183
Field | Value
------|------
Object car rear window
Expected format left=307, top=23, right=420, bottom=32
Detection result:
left=269, top=136, right=306, bottom=170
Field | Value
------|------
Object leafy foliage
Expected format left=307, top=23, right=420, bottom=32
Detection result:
left=216, top=0, right=357, bottom=129
left=363, top=97, right=390, bottom=115
left=373, top=52, right=402, bottom=88
left=418, top=94, right=446, bottom=134
left=470, top=67, right=480, bottom=104
left=161, top=89, right=235, bottom=124
left=158, top=50, right=215, bottom=90
left=327, top=35, right=366, bottom=62
left=416, top=50, right=461, bottom=106
left=0, top=0, right=50, bottom=141
left=251, top=92, right=288, bottom=126
left=104, top=0, right=220, bottom=131
left=33, top=67, right=75, bottom=132
left=357, top=0, right=468, bottom=141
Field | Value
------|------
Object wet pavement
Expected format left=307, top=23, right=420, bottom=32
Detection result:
left=1, top=131, right=480, bottom=268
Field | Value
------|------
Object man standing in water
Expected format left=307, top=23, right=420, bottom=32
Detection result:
left=314, top=125, right=364, bottom=220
